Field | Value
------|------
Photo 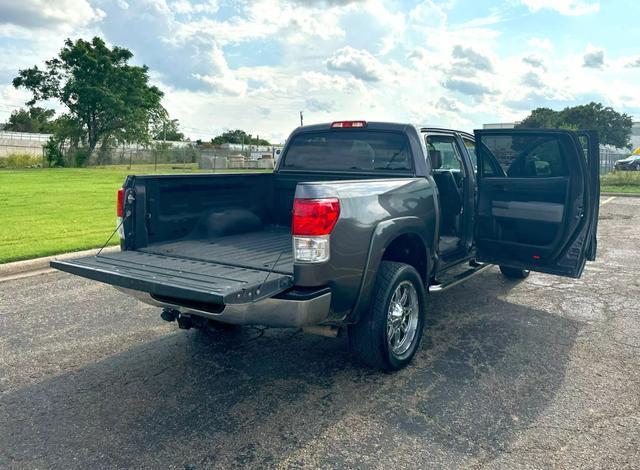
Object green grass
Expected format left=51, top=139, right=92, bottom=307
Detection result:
left=600, top=171, right=640, bottom=194
left=0, top=166, right=270, bottom=264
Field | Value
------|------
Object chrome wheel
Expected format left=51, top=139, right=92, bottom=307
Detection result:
left=386, top=280, right=420, bottom=357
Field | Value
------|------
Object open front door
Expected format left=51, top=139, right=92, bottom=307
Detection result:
left=474, top=129, right=598, bottom=278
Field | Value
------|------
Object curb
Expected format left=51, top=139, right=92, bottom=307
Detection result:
left=0, top=246, right=120, bottom=280
left=601, top=192, right=640, bottom=198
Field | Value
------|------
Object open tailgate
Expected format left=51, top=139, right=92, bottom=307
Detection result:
left=51, top=251, right=294, bottom=305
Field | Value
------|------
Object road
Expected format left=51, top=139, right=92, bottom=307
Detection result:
left=1, top=197, right=639, bottom=469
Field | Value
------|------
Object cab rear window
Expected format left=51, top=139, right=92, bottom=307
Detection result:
left=280, top=130, right=413, bottom=172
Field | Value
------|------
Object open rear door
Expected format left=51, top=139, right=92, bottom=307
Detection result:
left=474, top=129, right=598, bottom=278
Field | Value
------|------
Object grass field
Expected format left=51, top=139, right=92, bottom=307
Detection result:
left=0, top=165, right=269, bottom=264
left=600, top=171, right=640, bottom=194
left=1, top=166, right=637, bottom=264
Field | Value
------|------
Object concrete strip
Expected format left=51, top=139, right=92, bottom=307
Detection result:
left=600, top=192, right=640, bottom=198
left=0, top=246, right=120, bottom=280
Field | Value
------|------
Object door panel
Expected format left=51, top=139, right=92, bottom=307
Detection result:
left=576, top=130, right=600, bottom=261
left=474, top=129, right=597, bottom=278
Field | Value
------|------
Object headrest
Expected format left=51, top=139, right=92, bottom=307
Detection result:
left=430, top=150, right=442, bottom=170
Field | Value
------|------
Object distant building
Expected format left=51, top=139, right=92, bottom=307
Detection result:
left=482, top=122, right=519, bottom=129
left=217, top=142, right=284, bottom=160
left=631, top=122, right=640, bottom=150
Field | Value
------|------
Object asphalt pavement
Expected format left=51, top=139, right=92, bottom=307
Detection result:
left=0, top=197, right=638, bottom=469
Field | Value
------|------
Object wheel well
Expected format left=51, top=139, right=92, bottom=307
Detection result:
left=382, top=233, right=428, bottom=281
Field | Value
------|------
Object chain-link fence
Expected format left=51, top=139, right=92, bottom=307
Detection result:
left=0, top=142, right=276, bottom=170
left=599, top=146, right=629, bottom=174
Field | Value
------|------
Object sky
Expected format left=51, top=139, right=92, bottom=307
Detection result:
left=0, top=0, right=638, bottom=143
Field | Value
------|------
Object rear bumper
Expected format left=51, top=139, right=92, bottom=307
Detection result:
left=117, top=287, right=332, bottom=328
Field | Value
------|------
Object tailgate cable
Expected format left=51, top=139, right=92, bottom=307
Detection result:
left=96, top=209, right=131, bottom=258
left=254, top=248, right=287, bottom=303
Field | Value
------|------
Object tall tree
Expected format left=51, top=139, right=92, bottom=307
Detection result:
left=516, top=102, right=633, bottom=148
left=12, top=37, right=164, bottom=152
left=4, top=107, right=56, bottom=133
left=211, top=129, right=270, bottom=146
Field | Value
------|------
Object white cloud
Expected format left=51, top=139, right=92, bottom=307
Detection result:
left=171, top=0, right=219, bottom=15
left=518, top=0, right=599, bottom=15
left=522, top=55, right=547, bottom=70
left=583, top=46, right=605, bottom=69
left=521, top=71, right=545, bottom=88
left=306, top=98, right=335, bottom=113
left=325, top=46, right=385, bottom=82
left=527, top=37, right=554, bottom=51
left=443, top=78, right=495, bottom=96
left=625, top=57, right=640, bottom=68
left=192, top=43, right=247, bottom=95
left=0, top=0, right=105, bottom=30
left=451, top=45, right=494, bottom=73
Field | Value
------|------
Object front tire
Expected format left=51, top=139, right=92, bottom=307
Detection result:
left=349, top=261, right=426, bottom=371
left=499, top=265, right=530, bottom=279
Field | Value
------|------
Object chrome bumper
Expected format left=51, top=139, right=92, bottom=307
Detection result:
left=116, top=287, right=332, bottom=328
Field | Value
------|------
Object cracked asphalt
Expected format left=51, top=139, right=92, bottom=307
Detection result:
left=1, top=196, right=639, bottom=469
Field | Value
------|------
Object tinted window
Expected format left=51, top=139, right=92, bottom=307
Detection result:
left=481, top=135, right=568, bottom=178
left=281, top=130, right=412, bottom=172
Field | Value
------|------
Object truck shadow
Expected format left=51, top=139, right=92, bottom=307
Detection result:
left=0, top=271, right=580, bottom=468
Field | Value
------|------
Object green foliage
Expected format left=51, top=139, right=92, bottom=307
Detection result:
left=601, top=171, right=640, bottom=188
left=211, top=129, right=271, bottom=146
left=0, top=153, right=41, bottom=168
left=152, top=118, right=185, bottom=141
left=517, top=102, right=633, bottom=148
left=12, top=37, right=164, bottom=152
left=73, top=147, right=92, bottom=167
left=4, top=107, right=56, bottom=133
left=44, top=137, right=65, bottom=167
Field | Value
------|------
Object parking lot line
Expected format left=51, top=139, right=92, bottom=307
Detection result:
left=601, top=196, right=616, bottom=205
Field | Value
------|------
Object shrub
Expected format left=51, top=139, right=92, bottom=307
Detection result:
left=44, top=137, right=65, bottom=167
left=601, top=171, right=640, bottom=187
left=71, top=147, right=91, bottom=167
left=0, top=153, right=41, bottom=168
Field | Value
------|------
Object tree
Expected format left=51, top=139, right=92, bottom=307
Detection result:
left=12, top=37, right=164, bottom=153
left=516, top=102, right=633, bottom=148
left=152, top=118, right=184, bottom=141
left=516, top=107, right=558, bottom=129
left=4, top=107, right=56, bottom=133
left=211, top=129, right=270, bottom=146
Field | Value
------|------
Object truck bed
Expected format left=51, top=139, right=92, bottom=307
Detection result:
left=51, top=227, right=294, bottom=306
left=140, top=226, right=294, bottom=275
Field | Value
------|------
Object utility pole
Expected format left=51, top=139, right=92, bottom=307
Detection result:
left=300, top=111, right=304, bottom=127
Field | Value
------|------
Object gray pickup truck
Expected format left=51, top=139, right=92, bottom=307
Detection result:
left=53, top=121, right=600, bottom=370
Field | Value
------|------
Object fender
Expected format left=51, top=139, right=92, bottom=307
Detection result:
left=345, top=216, right=435, bottom=324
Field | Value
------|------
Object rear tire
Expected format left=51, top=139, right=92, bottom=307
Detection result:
left=499, top=266, right=530, bottom=279
left=349, top=261, right=426, bottom=371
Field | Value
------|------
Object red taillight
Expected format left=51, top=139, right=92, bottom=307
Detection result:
left=292, top=198, right=340, bottom=236
left=330, top=121, right=367, bottom=128
left=117, top=188, right=125, bottom=218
